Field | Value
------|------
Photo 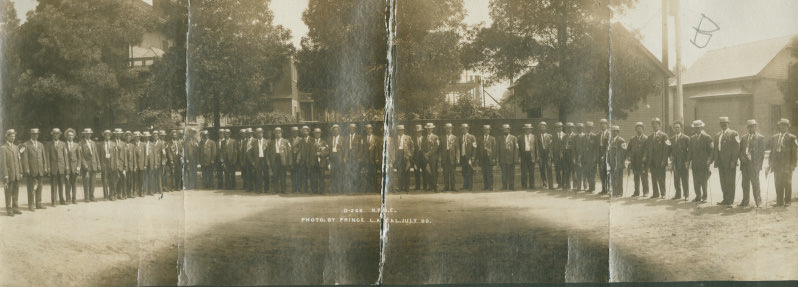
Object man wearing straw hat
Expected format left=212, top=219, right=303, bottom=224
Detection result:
left=412, top=124, right=425, bottom=191
left=460, top=123, right=477, bottom=191
left=670, top=122, right=690, bottom=200
left=80, top=128, right=99, bottom=201
left=441, top=123, right=459, bottom=191
left=538, top=122, right=554, bottom=190
left=113, top=128, right=128, bottom=199
left=364, top=124, right=381, bottom=193
left=767, top=119, right=796, bottom=207
left=423, top=123, right=439, bottom=192
left=519, top=123, right=537, bottom=189
left=609, top=125, right=627, bottom=196
left=64, top=128, right=81, bottom=203
left=22, top=128, right=48, bottom=209
left=689, top=120, right=713, bottom=202
left=551, top=122, right=565, bottom=189
left=271, top=127, right=292, bottom=194
left=478, top=125, right=497, bottom=191
left=582, top=122, right=599, bottom=192
left=47, top=128, right=68, bottom=205
left=647, top=118, right=669, bottom=198
left=739, top=119, right=765, bottom=207
left=497, top=124, right=518, bottom=190
left=714, top=116, right=740, bottom=206
left=132, top=131, right=147, bottom=196
left=598, top=119, right=610, bottom=193
left=98, top=129, right=117, bottom=200
left=2, top=129, right=23, bottom=216
left=628, top=122, right=649, bottom=197
left=344, top=123, right=363, bottom=193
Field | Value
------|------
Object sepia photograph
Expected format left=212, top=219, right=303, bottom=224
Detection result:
left=0, top=0, right=797, bottom=286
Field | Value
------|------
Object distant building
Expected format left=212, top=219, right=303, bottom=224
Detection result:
left=127, top=0, right=173, bottom=68
left=271, top=56, right=319, bottom=122
left=679, top=35, right=797, bottom=135
left=445, top=73, right=486, bottom=106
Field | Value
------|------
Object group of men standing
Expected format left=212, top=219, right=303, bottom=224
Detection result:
left=1, top=127, right=183, bottom=216
left=186, top=124, right=383, bottom=195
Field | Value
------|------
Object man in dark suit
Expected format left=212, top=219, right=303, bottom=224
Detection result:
left=154, top=130, right=168, bottom=193
left=144, top=132, right=161, bottom=195
left=221, top=129, right=238, bottom=190
left=573, top=123, right=584, bottom=190
left=412, top=125, right=425, bottom=191
left=328, top=125, right=345, bottom=193
left=478, top=125, right=496, bottom=191
left=670, top=122, right=690, bottom=200
left=537, top=122, right=554, bottom=189
left=270, top=127, right=292, bottom=193
left=552, top=122, right=565, bottom=189
left=251, top=128, right=269, bottom=193
left=64, top=129, right=81, bottom=203
left=688, top=120, right=713, bottom=202
left=298, top=126, right=312, bottom=193
left=308, top=128, right=328, bottom=194
left=498, top=124, right=518, bottom=190
left=767, top=119, right=796, bottom=207
left=185, top=128, right=199, bottom=190
left=519, top=124, right=537, bottom=189
left=112, top=129, right=128, bottom=200
left=647, top=118, right=669, bottom=198
left=132, top=132, right=147, bottom=197
left=714, top=116, right=740, bottom=206
left=80, top=129, right=99, bottom=201
left=124, top=131, right=137, bottom=197
left=423, top=123, right=439, bottom=192
left=198, top=130, right=216, bottom=189
left=344, top=123, right=363, bottom=193
left=460, top=124, right=477, bottom=191
left=562, top=123, right=575, bottom=190
left=22, top=128, right=48, bottom=209
left=628, top=122, right=649, bottom=197
left=47, top=128, right=68, bottom=205
left=364, top=124, right=381, bottom=193
left=167, top=130, right=184, bottom=191
left=239, top=128, right=252, bottom=191
left=609, top=126, right=627, bottom=197
left=441, top=123, right=459, bottom=191
left=739, top=119, right=765, bottom=207
left=216, top=129, right=227, bottom=189
left=598, top=119, right=610, bottom=193
left=290, top=127, right=303, bottom=193
left=2, top=129, right=23, bottom=216
left=582, top=122, right=599, bottom=192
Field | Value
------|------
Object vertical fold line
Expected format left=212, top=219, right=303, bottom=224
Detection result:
left=178, top=0, right=192, bottom=285
left=378, top=0, right=396, bottom=285
left=606, top=5, right=615, bottom=283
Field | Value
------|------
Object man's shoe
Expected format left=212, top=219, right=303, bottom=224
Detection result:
left=13, top=209, right=22, bottom=214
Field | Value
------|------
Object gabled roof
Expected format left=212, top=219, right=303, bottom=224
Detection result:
left=682, top=35, right=795, bottom=86
left=131, top=46, right=165, bottom=59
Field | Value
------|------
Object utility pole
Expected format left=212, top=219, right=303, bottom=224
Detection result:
left=661, top=0, right=670, bottom=124
left=673, top=0, right=684, bottom=124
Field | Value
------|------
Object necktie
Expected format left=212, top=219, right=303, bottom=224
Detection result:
left=276, top=138, right=281, bottom=153
left=778, top=133, right=784, bottom=152
left=719, top=130, right=724, bottom=151
left=462, top=135, right=466, bottom=156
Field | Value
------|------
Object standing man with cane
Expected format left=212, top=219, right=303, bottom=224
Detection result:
left=767, top=119, right=796, bottom=207
left=714, top=116, right=740, bottom=206
left=739, top=120, right=765, bottom=207
left=3, top=129, right=23, bottom=216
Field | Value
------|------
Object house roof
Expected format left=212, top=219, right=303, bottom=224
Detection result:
left=131, top=46, right=165, bottom=59
left=682, top=35, right=795, bottom=86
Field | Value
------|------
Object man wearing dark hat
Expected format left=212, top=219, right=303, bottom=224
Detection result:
left=3, top=129, right=23, bottom=215
left=714, top=116, right=740, bottom=206
left=498, top=124, right=518, bottom=190
left=47, top=128, right=68, bottom=205
left=739, top=119, right=765, bottom=207
left=441, top=123, right=459, bottom=191
left=647, top=118, right=669, bottom=198
left=582, top=122, right=599, bottom=192
left=364, top=124, right=381, bottom=193
left=670, top=122, right=690, bottom=200
left=22, top=128, right=48, bottom=209
left=412, top=124, right=425, bottom=191
left=145, top=131, right=162, bottom=195
left=250, top=128, right=269, bottom=193
left=344, top=123, right=363, bottom=193
left=64, top=129, right=81, bottom=203
left=423, top=123, right=439, bottom=192
left=598, top=119, right=610, bottom=193
left=460, top=124, right=477, bottom=191
left=271, top=127, right=292, bottom=193
left=552, top=122, right=565, bottom=189
left=689, top=120, right=713, bottom=202
left=609, top=126, right=627, bottom=196
left=538, top=122, right=554, bottom=190
left=519, top=124, right=537, bottom=189
left=628, top=122, right=649, bottom=197
left=767, top=119, right=796, bottom=207
left=80, top=129, right=99, bottom=201
left=478, top=125, right=497, bottom=191
left=199, top=130, right=216, bottom=189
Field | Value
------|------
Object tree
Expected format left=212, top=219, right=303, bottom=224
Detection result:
left=297, top=0, right=388, bottom=114
left=11, top=0, right=154, bottom=129
left=143, top=0, right=188, bottom=122
left=464, top=0, right=660, bottom=121
left=0, top=0, right=20, bottom=130
left=781, top=37, right=798, bottom=115
left=393, top=0, right=466, bottom=113
left=187, top=0, right=293, bottom=128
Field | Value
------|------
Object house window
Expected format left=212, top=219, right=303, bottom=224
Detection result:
left=526, top=107, right=542, bottom=118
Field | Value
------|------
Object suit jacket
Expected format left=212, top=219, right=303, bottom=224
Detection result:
left=609, top=136, right=627, bottom=170
left=478, top=134, right=497, bottom=166
left=422, top=134, right=440, bottom=168
left=240, top=137, right=253, bottom=169
left=563, top=132, right=576, bottom=162
left=1, top=142, right=22, bottom=181
left=291, top=136, right=304, bottom=167
left=199, top=139, right=216, bottom=166
left=713, top=129, right=740, bottom=169
left=440, top=133, right=459, bottom=165
left=217, top=138, right=236, bottom=169
left=269, top=137, right=292, bottom=167
left=497, top=134, right=519, bottom=165
left=308, top=137, right=329, bottom=168
left=739, top=132, right=765, bottom=171
left=669, top=133, right=690, bottom=170
left=114, top=139, right=128, bottom=172
left=167, top=139, right=184, bottom=167
left=47, top=140, right=68, bottom=175
left=22, top=139, right=49, bottom=176
left=413, top=134, right=426, bottom=168
left=582, top=132, right=599, bottom=165
left=538, top=133, right=553, bottom=160
left=647, top=130, right=670, bottom=168
left=394, top=134, right=414, bottom=163
left=688, top=131, right=713, bottom=169
left=97, top=140, right=117, bottom=172
left=145, top=141, right=162, bottom=169
left=125, top=142, right=136, bottom=172
left=344, top=133, right=363, bottom=164
left=329, top=135, right=345, bottom=164
left=459, top=133, right=477, bottom=162
left=599, top=129, right=610, bottom=161
left=133, top=141, right=147, bottom=171
left=518, top=133, right=538, bottom=164
left=80, top=139, right=100, bottom=172
left=363, top=133, right=381, bottom=166
left=65, top=141, right=82, bottom=174
left=628, top=134, right=648, bottom=169
left=768, top=132, right=797, bottom=171
left=250, top=138, right=270, bottom=167
left=552, top=131, right=566, bottom=162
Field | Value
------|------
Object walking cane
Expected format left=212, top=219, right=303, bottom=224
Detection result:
left=765, top=170, right=771, bottom=209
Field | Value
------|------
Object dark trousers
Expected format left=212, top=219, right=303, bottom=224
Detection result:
left=291, top=165, right=300, bottom=193
left=185, top=163, right=197, bottom=189
left=425, top=162, right=438, bottom=191
left=309, top=166, right=321, bottom=194
left=366, top=163, right=379, bottom=193
left=148, top=167, right=161, bottom=194
left=132, top=170, right=144, bottom=196
left=539, top=155, right=553, bottom=189
left=414, top=157, right=424, bottom=190
left=331, top=162, right=344, bottom=193
left=774, top=170, right=792, bottom=205
left=649, top=166, right=666, bottom=197
left=691, top=166, right=709, bottom=201
left=201, top=165, right=214, bottom=189
left=51, top=173, right=66, bottom=204
left=442, top=162, right=456, bottom=191
left=573, top=160, right=582, bottom=190
left=599, top=158, right=608, bottom=192
left=241, top=163, right=251, bottom=191
left=4, top=180, right=19, bottom=210
left=673, top=166, right=690, bottom=199
left=224, top=166, right=235, bottom=190
left=520, top=154, right=535, bottom=189
left=26, top=175, right=43, bottom=208
left=272, top=163, right=287, bottom=193
left=161, top=165, right=169, bottom=192
left=481, top=164, right=494, bottom=190
left=82, top=170, right=95, bottom=201
left=101, top=170, right=113, bottom=199
left=632, top=167, right=649, bottom=196
left=554, top=157, right=563, bottom=188
left=254, top=161, right=269, bottom=193
left=115, top=170, right=126, bottom=198
left=297, top=164, right=309, bottom=193
left=461, top=156, right=474, bottom=190
left=583, top=160, right=596, bottom=191
left=719, top=167, right=736, bottom=204
left=561, top=156, right=572, bottom=189
left=216, top=163, right=225, bottom=189
left=611, top=168, right=624, bottom=196
left=66, top=172, right=78, bottom=202
left=740, top=165, right=761, bottom=206
left=501, top=163, right=514, bottom=190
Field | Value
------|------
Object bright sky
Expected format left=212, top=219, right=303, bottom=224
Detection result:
left=13, top=0, right=798, bottom=106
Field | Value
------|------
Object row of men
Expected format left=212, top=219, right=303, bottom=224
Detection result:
left=1, top=128, right=183, bottom=216
left=187, top=124, right=383, bottom=195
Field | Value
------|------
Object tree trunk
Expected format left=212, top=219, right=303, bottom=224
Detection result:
left=558, top=104, right=567, bottom=123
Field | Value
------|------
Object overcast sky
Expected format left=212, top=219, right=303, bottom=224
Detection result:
left=12, top=0, right=798, bottom=106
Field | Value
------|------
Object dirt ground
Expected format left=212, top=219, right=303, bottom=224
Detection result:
left=1, top=168, right=797, bottom=285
